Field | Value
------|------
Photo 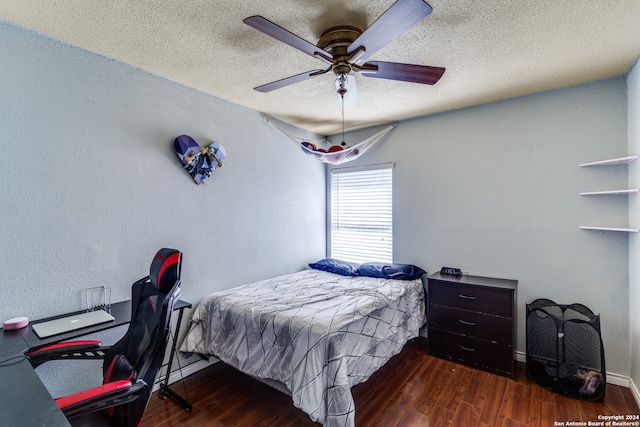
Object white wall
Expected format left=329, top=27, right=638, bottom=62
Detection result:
left=628, top=59, right=640, bottom=399
left=332, top=78, right=631, bottom=377
left=0, top=20, right=326, bottom=394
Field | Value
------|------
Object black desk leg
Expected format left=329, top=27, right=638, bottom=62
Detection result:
left=159, top=308, right=193, bottom=411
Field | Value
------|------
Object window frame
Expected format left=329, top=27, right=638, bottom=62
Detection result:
left=327, top=163, right=394, bottom=264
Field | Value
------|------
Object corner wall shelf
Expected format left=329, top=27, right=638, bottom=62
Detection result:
left=579, top=189, right=639, bottom=196
left=579, top=226, right=639, bottom=233
left=579, top=155, right=639, bottom=167
left=579, top=155, right=638, bottom=233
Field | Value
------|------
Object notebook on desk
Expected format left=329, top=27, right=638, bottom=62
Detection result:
left=32, top=309, right=115, bottom=338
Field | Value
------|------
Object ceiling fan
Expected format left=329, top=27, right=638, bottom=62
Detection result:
left=243, top=0, right=445, bottom=110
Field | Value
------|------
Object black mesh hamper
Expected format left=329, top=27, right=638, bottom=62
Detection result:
left=526, top=299, right=606, bottom=400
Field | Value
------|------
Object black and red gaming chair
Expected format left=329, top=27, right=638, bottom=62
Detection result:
left=26, top=248, right=183, bottom=427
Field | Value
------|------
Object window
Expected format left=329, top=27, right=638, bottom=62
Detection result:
left=330, top=164, right=393, bottom=264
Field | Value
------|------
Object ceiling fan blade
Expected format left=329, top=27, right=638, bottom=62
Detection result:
left=335, top=74, right=358, bottom=109
left=244, top=16, right=332, bottom=64
left=254, top=69, right=325, bottom=92
left=361, top=61, right=445, bottom=85
left=347, top=0, right=433, bottom=61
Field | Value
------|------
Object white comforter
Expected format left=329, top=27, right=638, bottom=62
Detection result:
left=180, top=269, right=426, bottom=427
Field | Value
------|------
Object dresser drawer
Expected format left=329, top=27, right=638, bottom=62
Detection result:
left=428, top=329, right=513, bottom=377
left=429, top=279, right=513, bottom=317
left=428, top=304, right=512, bottom=344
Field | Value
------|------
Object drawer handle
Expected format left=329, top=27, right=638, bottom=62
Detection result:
left=459, top=345, right=476, bottom=352
left=458, top=294, right=476, bottom=300
left=458, top=319, right=476, bottom=326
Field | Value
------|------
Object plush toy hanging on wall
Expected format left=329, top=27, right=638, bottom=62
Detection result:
left=173, top=135, right=226, bottom=185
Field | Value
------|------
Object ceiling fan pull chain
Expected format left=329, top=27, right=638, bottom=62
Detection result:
left=338, top=74, right=347, bottom=146
left=341, top=96, right=345, bottom=146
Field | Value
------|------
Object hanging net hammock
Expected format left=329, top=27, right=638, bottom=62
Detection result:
left=265, top=119, right=396, bottom=165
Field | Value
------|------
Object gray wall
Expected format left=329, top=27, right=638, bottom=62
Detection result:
left=332, top=78, right=631, bottom=377
left=0, top=20, right=325, bottom=395
left=628, top=59, right=640, bottom=397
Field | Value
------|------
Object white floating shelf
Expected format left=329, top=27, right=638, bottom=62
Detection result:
left=580, top=189, right=640, bottom=195
left=580, top=155, right=639, bottom=167
left=579, top=226, right=639, bottom=233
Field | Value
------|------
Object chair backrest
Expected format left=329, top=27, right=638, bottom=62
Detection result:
left=103, top=248, right=182, bottom=427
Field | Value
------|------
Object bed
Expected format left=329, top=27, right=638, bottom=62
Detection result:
left=180, top=260, right=426, bottom=427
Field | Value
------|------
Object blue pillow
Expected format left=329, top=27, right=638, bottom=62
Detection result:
left=309, top=258, right=359, bottom=276
left=356, top=262, right=426, bottom=280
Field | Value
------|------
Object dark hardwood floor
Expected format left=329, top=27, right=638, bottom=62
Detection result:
left=142, top=338, right=639, bottom=427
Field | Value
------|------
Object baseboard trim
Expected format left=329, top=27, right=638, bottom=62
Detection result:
left=630, top=377, right=640, bottom=409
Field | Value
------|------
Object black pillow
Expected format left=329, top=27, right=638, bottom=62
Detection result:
left=356, top=262, right=426, bottom=280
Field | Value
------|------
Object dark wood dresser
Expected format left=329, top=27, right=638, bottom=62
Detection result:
left=427, top=272, right=517, bottom=378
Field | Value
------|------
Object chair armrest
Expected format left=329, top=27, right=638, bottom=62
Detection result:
left=25, top=340, right=105, bottom=367
left=55, top=379, right=147, bottom=419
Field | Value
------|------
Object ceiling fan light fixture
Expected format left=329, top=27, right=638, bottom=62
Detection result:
left=337, top=73, right=348, bottom=96
left=335, top=74, right=358, bottom=110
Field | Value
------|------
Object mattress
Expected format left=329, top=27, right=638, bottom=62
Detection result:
left=180, top=269, right=426, bottom=427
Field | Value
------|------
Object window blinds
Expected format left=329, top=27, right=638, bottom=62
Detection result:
left=330, top=165, right=393, bottom=264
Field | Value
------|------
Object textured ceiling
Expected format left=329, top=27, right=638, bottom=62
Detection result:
left=2, top=0, right=640, bottom=135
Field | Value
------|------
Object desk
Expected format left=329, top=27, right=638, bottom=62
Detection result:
left=0, top=299, right=191, bottom=427
left=0, top=357, right=71, bottom=427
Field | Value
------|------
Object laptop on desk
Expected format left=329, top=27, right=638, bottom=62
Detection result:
left=32, top=309, right=115, bottom=339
